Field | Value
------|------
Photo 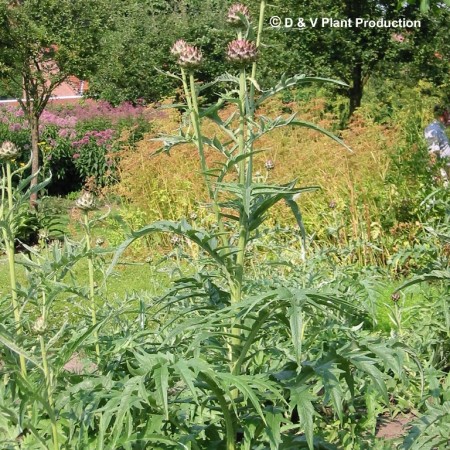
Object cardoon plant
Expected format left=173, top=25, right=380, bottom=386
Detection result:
left=76, top=190, right=101, bottom=362
left=110, top=2, right=351, bottom=448
left=0, top=141, right=27, bottom=378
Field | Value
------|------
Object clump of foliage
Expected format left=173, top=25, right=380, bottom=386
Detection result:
left=0, top=2, right=449, bottom=449
left=0, top=101, right=155, bottom=193
left=0, top=0, right=111, bottom=206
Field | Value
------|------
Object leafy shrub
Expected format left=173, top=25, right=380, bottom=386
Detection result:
left=0, top=100, right=155, bottom=194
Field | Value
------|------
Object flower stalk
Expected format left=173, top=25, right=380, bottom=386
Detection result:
left=229, top=65, right=250, bottom=377
left=35, top=296, right=59, bottom=450
left=84, top=210, right=100, bottom=363
left=250, top=0, right=266, bottom=107
left=188, top=71, right=211, bottom=198
left=76, top=191, right=100, bottom=363
left=179, top=62, right=229, bottom=258
left=248, top=1, right=266, bottom=176
left=0, top=147, right=27, bottom=378
left=233, top=67, right=248, bottom=305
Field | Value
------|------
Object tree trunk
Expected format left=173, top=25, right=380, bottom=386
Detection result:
left=30, top=113, right=40, bottom=209
left=344, top=0, right=364, bottom=121
left=349, top=62, right=363, bottom=118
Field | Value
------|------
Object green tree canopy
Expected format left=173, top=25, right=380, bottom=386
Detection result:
left=87, top=0, right=233, bottom=105
left=0, top=0, right=109, bottom=205
left=258, top=0, right=449, bottom=119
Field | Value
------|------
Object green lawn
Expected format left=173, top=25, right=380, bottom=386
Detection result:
left=0, top=250, right=175, bottom=331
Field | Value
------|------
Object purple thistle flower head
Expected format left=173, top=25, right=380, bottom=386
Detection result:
left=171, top=39, right=189, bottom=56
left=227, top=3, right=250, bottom=26
left=9, top=123, right=22, bottom=132
left=175, top=43, right=203, bottom=70
left=180, top=46, right=203, bottom=69
left=227, top=39, right=258, bottom=66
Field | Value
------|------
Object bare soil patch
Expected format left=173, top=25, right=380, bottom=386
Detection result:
left=376, top=412, right=416, bottom=440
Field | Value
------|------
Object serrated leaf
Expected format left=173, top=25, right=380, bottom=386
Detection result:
left=0, top=324, right=43, bottom=371
left=266, top=407, right=283, bottom=450
left=290, top=386, right=316, bottom=450
left=289, top=120, right=352, bottom=152
left=154, top=364, right=169, bottom=420
left=107, top=220, right=227, bottom=277
left=289, top=294, right=304, bottom=370
left=314, top=361, right=344, bottom=422
left=256, top=73, right=348, bottom=107
left=173, top=359, right=198, bottom=403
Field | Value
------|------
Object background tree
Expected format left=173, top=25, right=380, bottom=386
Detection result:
left=402, top=0, right=450, bottom=12
left=257, top=0, right=449, bottom=121
left=86, top=0, right=448, bottom=122
left=0, top=0, right=109, bottom=206
left=87, top=0, right=233, bottom=105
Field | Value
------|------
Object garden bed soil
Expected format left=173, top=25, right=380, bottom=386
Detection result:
left=63, top=352, right=98, bottom=374
left=376, top=412, right=416, bottom=440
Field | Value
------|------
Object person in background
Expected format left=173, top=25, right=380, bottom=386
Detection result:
left=424, top=104, right=450, bottom=186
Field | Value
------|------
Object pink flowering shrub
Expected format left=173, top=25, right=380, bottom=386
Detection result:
left=0, top=100, right=154, bottom=193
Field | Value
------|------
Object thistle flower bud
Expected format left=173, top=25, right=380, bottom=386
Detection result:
left=33, top=316, right=46, bottom=334
left=170, top=39, right=189, bottom=56
left=0, top=141, right=20, bottom=161
left=226, top=39, right=258, bottom=66
left=265, top=159, right=274, bottom=170
left=177, top=44, right=203, bottom=69
left=75, top=191, right=96, bottom=211
left=227, top=3, right=250, bottom=26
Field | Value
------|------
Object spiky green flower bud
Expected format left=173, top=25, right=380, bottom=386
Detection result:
left=33, top=316, right=46, bottom=334
left=0, top=141, right=20, bottom=161
left=75, top=191, right=96, bottom=211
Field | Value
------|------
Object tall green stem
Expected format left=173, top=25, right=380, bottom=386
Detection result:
left=201, top=373, right=236, bottom=450
left=188, top=71, right=211, bottom=198
left=250, top=0, right=266, bottom=109
left=234, top=68, right=248, bottom=304
left=84, top=211, right=100, bottom=363
left=3, top=161, right=27, bottom=378
left=182, top=69, right=229, bottom=259
left=248, top=0, right=266, bottom=182
left=230, top=69, right=249, bottom=376
left=38, top=293, right=59, bottom=449
left=39, top=335, right=59, bottom=449
left=180, top=68, right=194, bottom=126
